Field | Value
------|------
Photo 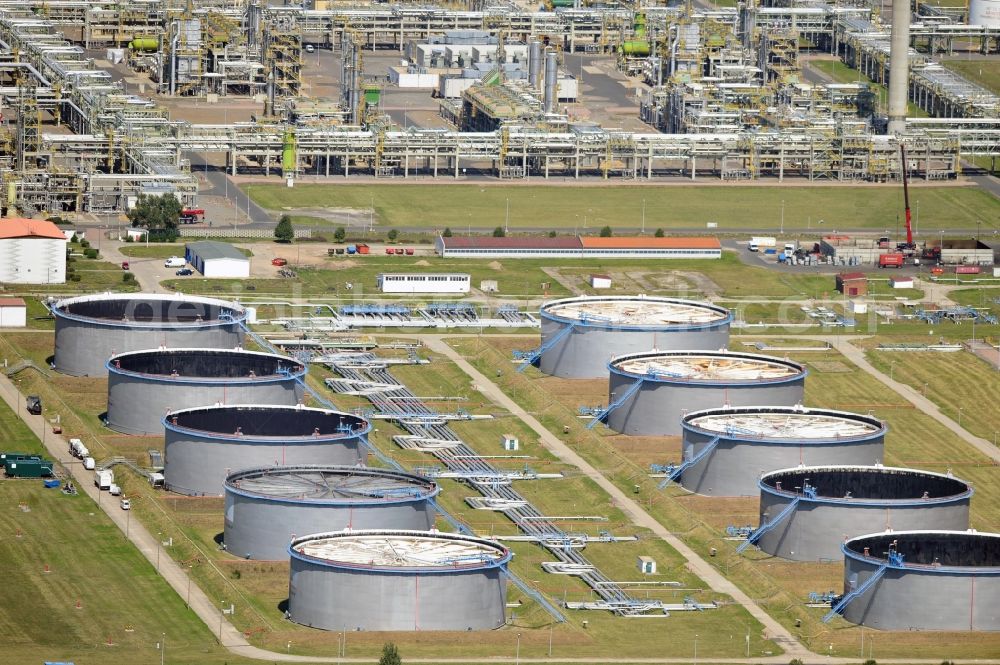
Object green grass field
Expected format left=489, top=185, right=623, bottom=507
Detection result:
left=244, top=183, right=1000, bottom=232
left=943, top=59, right=1000, bottom=95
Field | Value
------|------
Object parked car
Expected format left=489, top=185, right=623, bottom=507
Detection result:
left=305, top=44, right=315, bottom=53
left=272, top=257, right=288, bottom=266
left=164, top=257, right=186, bottom=268
left=120, top=498, right=131, bottom=510
left=26, top=395, right=42, bottom=415
left=175, top=268, right=193, bottom=276
left=121, top=261, right=130, bottom=270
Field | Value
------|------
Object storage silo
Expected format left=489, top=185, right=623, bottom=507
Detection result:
left=224, top=465, right=439, bottom=560
left=107, top=348, right=306, bottom=436
left=606, top=351, right=806, bottom=437
left=678, top=406, right=885, bottom=496
left=837, top=530, right=1000, bottom=630
left=536, top=296, right=731, bottom=379
left=52, top=293, right=246, bottom=376
left=163, top=405, right=369, bottom=496
left=288, top=530, right=511, bottom=631
left=752, top=465, right=972, bottom=561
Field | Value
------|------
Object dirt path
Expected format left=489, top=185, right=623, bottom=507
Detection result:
left=421, top=336, right=813, bottom=660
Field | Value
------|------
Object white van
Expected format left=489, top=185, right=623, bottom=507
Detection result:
left=164, top=256, right=186, bottom=268
left=83, top=456, right=95, bottom=470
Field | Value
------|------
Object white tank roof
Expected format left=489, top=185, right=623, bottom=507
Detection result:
left=543, top=296, right=728, bottom=326
left=614, top=353, right=801, bottom=381
left=688, top=411, right=881, bottom=439
left=291, top=531, right=507, bottom=568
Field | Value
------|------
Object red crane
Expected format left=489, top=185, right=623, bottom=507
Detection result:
left=897, top=144, right=916, bottom=252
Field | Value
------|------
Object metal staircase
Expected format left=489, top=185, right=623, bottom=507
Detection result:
left=513, top=321, right=577, bottom=372
left=657, top=436, right=720, bottom=489
left=586, top=377, right=644, bottom=429
left=822, top=561, right=891, bottom=623
left=736, top=496, right=801, bottom=553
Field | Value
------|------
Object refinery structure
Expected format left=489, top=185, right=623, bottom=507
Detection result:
left=0, top=0, right=998, bottom=213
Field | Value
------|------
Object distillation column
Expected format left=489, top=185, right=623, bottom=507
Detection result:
left=887, top=0, right=910, bottom=134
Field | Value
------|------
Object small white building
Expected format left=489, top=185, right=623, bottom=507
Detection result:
left=377, top=273, right=471, bottom=294
left=0, top=297, right=27, bottom=327
left=590, top=274, right=612, bottom=289
left=890, top=276, right=915, bottom=289
left=124, top=228, right=148, bottom=242
left=501, top=434, right=519, bottom=451
left=185, top=241, right=250, bottom=278
left=480, top=279, right=498, bottom=293
left=849, top=301, right=868, bottom=314
left=637, top=556, right=657, bottom=574
left=0, top=218, right=67, bottom=284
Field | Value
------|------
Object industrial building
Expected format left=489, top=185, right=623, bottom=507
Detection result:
left=163, top=404, right=370, bottom=496
left=836, top=273, right=868, bottom=297
left=604, top=351, right=807, bottom=437
left=106, top=348, right=306, bottom=435
left=224, top=465, right=439, bottom=560
left=287, top=530, right=511, bottom=631
left=0, top=219, right=66, bottom=284
left=376, top=273, right=471, bottom=294
left=677, top=406, right=886, bottom=496
left=750, top=466, right=972, bottom=561
left=185, top=241, right=251, bottom=278
left=51, top=293, right=247, bottom=377
left=436, top=235, right=722, bottom=259
left=527, top=295, right=731, bottom=379
left=836, top=530, right=1000, bottom=631
left=0, top=298, right=27, bottom=327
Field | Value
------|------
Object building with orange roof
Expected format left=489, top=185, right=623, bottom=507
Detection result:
left=436, top=235, right=721, bottom=259
left=0, top=218, right=67, bottom=284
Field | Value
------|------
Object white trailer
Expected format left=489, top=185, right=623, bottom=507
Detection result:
left=69, top=438, right=89, bottom=459
left=377, top=273, right=471, bottom=294
left=95, top=469, right=114, bottom=490
left=748, top=237, right=777, bottom=251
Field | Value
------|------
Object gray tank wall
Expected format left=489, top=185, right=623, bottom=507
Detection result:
left=54, top=319, right=244, bottom=377
left=537, top=320, right=729, bottom=379
left=841, top=559, right=1000, bottom=630
left=107, top=375, right=303, bottom=436
left=606, top=375, right=804, bottom=437
left=679, top=432, right=884, bottom=496
left=288, top=561, right=507, bottom=631
left=164, top=434, right=365, bottom=496
left=755, top=497, right=970, bottom=561
left=224, top=494, right=436, bottom=560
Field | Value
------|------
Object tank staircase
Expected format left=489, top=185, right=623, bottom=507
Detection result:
left=586, top=377, right=644, bottom=429
left=654, top=436, right=721, bottom=489
left=513, top=320, right=577, bottom=372
left=735, top=496, right=803, bottom=554
left=95, top=456, right=153, bottom=480
left=822, top=551, right=901, bottom=623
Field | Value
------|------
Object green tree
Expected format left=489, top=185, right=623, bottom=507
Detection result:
left=442, top=227, right=453, bottom=237
left=126, top=194, right=182, bottom=231
left=492, top=226, right=506, bottom=238
left=599, top=225, right=613, bottom=237
left=548, top=230, right=557, bottom=237
left=333, top=226, right=346, bottom=243
left=387, top=229, right=399, bottom=242
left=274, top=214, right=294, bottom=243
left=379, top=642, right=402, bottom=665
left=654, top=228, right=665, bottom=237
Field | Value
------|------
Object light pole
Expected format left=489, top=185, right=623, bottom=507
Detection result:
left=641, top=198, right=646, bottom=234
left=219, top=602, right=226, bottom=641
left=889, top=361, right=896, bottom=381
left=505, top=197, right=510, bottom=234
left=780, top=199, right=784, bottom=234
left=515, top=633, right=521, bottom=665
left=156, top=532, right=162, bottom=571
left=694, top=633, right=698, bottom=665
left=959, top=407, right=964, bottom=428
left=186, top=564, right=194, bottom=607
left=160, top=633, right=165, bottom=665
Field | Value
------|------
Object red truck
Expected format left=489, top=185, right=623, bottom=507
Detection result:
left=878, top=253, right=905, bottom=268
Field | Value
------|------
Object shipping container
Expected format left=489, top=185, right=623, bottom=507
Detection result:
left=356, top=243, right=370, bottom=255
left=878, top=253, right=904, bottom=268
left=955, top=265, right=982, bottom=274
left=5, top=458, right=54, bottom=478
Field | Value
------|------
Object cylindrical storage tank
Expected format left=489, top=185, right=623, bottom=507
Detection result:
left=224, top=465, right=439, bottom=560
left=288, top=530, right=511, bottom=631
left=538, top=296, right=731, bottom=379
left=755, top=465, right=972, bottom=561
left=107, top=348, right=306, bottom=436
left=52, top=293, right=246, bottom=377
left=607, top=351, right=806, bottom=437
left=163, top=405, right=369, bottom=496
left=969, top=0, right=1000, bottom=28
left=840, top=530, right=1000, bottom=630
left=679, top=406, right=885, bottom=496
